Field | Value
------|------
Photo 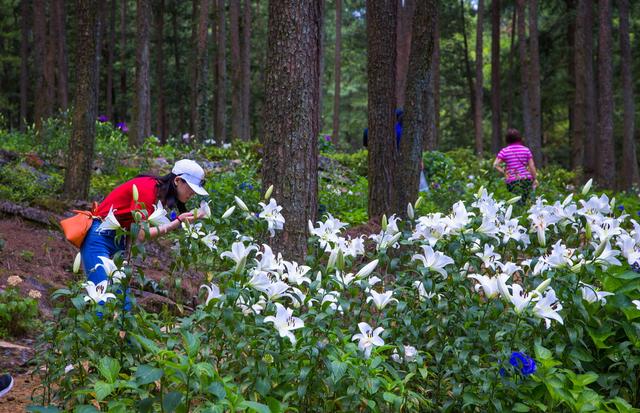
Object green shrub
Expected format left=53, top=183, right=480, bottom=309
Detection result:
left=0, top=278, right=41, bottom=338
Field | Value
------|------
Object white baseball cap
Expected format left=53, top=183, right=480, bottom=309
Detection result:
left=172, top=159, right=209, bottom=196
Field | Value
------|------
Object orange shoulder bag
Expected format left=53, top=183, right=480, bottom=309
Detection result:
left=60, top=202, right=99, bottom=248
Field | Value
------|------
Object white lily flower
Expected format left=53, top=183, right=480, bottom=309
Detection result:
left=182, top=221, right=206, bottom=239
left=201, top=232, right=220, bottom=251
left=392, top=345, right=418, bottom=363
left=263, top=303, right=304, bottom=345
left=258, top=281, right=290, bottom=301
left=499, top=282, right=535, bottom=314
left=93, top=256, right=127, bottom=283
left=237, top=295, right=266, bottom=316
left=467, top=273, right=508, bottom=299
left=283, top=261, right=312, bottom=285
left=200, top=282, right=222, bottom=305
left=83, top=280, right=116, bottom=304
left=532, top=288, right=563, bottom=329
left=412, top=245, right=454, bottom=277
left=366, top=290, right=398, bottom=310
left=592, top=239, right=622, bottom=268
left=333, top=270, right=356, bottom=289
left=475, top=244, right=502, bottom=270
left=633, top=300, right=640, bottom=311
left=579, top=282, right=614, bottom=305
left=221, top=241, right=258, bottom=273
left=97, top=206, right=121, bottom=233
left=285, top=287, right=309, bottom=308
left=351, top=322, right=384, bottom=359
left=248, top=272, right=272, bottom=291
left=73, top=252, right=82, bottom=273
left=198, top=200, right=211, bottom=219
left=147, top=201, right=171, bottom=226
left=258, top=198, right=286, bottom=236
left=355, top=259, right=379, bottom=278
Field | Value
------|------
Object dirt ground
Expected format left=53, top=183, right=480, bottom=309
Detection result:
left=0, top=215, right=204, bottom=409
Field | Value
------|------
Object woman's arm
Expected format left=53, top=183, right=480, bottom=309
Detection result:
left=136, top=211, right=196, bottom=242
left=528, top=158, right=539, bottom=187
left=493, top=157, right=505, bottom=175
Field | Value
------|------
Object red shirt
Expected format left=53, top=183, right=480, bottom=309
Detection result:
left=95, top=177, right=159, bottom=229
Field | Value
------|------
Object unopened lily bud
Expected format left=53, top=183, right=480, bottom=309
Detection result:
left=476, top=186, right=485, bottom=198
left=414, top=196, right=424, bottom=209
left=594, top=238, right=609, bottom=258
left=132, top=210, right=143, bottom=222
left=581, top=178, right=593, bottom=195
left=336, top=248, right=345, bottom=271
left=507, top=196, right=522, bottom=205
left=537, top=229, right=546, bottom=247
left=570, top=259, right=584, bottom=273
left=585, top=221, right=592, bottom=241
left=132, top=184, right=139, bottom=202
left=327, top=247, right=338, bottom=270
left=407, top=203, right=415, bottom=220
left=234, top=196, right=249, bottom=212
left=355, top=259, right=379, bottom=278
left=264, top=184, right=274, bottom=200
left=388, top=232, right=402, bottom=246
left=535, top=278, right=552, bottom=293
left=221, top=205, right=236, bottom=219
left=381, top=214, right=388, bottom=231
left=73, top=252, right=82, bottom=273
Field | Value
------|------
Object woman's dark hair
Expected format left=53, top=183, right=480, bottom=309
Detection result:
left=138, top=172, right=187, bottom=213
left=505, top=128, right=523, bottom=144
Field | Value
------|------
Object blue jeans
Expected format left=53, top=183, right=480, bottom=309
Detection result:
left=80, top=220, right=127, bottom=284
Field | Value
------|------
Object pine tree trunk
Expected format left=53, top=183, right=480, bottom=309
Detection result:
left=618, top=0, right=639, bottom=188
left=331, top=0, right=341, bottom=144
left=216, top=0, right=227, bottom=143
left=572, top=0, right=586, bottom=171
left=395, top=0, right=414, bottom=109
left=132, top=0, right=152, bottom=145
left=240, top=0, right=251, bottom=140
left=189, top=0, right=198, bottom=135
left=459, top=0, right=475, bottom=120
left=516, top=0, right=532, bottom=147
left=52, top=0, right=68, bottom=111
left=106, top=0, right=116, bottom=121
left=119, top=0, right=127, bottom=122
left=262, top=0, right=321, bottom=260
left=474, top=0, right=484, bottom=157
left=527, top=0, right=542, bottom=165
left=431, top=11, right=440, bottom=149
left=506, top=5, right=516, bottom=128
left=19, top=0, right=30, bottom=131
left=193, top=0, right=210, bottom=141
left=396, top=0, right=437, bottom=214
left=367, top=0, right=397, bottom=219
left=155, top=0, right=167, bottom=143
left=33, top=0, right=53, bottom=132
left=230, top=0, right=241, bottom=140
left=567, top=0, right=578, bottom=170
left=171, top=1, right=185, bottom=134
left=95, top=0, right=105, bottom=107
left=582, top=0, right=597, bottom=178
left=490, top=0, right=501, bottom=153
left=63, top=0, right=99, bottom=199
left=596, top=0, right=615, bottom=188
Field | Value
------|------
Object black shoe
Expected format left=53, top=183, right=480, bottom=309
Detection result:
left=0, top=374, right=14, bottom=398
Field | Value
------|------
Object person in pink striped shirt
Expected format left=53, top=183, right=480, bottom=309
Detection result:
left=493, top=128, right=538, bottom=203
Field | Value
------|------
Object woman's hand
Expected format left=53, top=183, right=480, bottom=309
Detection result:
left=177, top=211, right=196, bottom=224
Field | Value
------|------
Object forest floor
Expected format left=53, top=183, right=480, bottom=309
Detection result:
left=0, top=214, right=205, bottom=410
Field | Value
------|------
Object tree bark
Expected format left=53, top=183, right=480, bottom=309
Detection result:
left=230, top=0, right=241, bottom=140
left=527, top=0, right=542, bottom=165
left=596, top=0, right=615, bottom=188
left=567, top=0, right=580, bottom=170
left=397, top=0, right=437, bottom=215
left=155, top=0, right=167, bottom=143
left=490, top=0, right=501, bottom=153
left=51, top=0, right=68, bottom=111
left=459, top=0, right=475, bottom=119
left=119, top=0, right=127, bottom=122
left=262, top=0, right=321, bottom=261
left=215, top=0, right=227, bottom=143
left=506, top=5, right=516, bottom=128
left=581, top=0, right=597, bottom=178
left=171, top=1, right=185, bottom=134
left=33, top=0, right=53, bottom=132
left=63, top=0, right=99, bottom=199
left=474, top=0, right=484, bottom=157
left=19, top=0, right=30, bottom=131
left=366, top=0, right=397, bottom=219
left=95, top=0, right=105, bottom=107
left=194, top=0, right=210, bottom=141
left=106, top=0, right=116, bottom=121
left=618, top=0, right=639, bottom=188
left=516, top=0, right=532, bottom=149
left=240, top=0, right=251, bottom=140
left=331, top=0, right=342, bottom=145
left=395, top=0, right=415, bottom=109
left=132, top=0, right=152, bottom=145
left=432, top=12, right=440, bottom=149
left=572, top=0, right=585, bottom=171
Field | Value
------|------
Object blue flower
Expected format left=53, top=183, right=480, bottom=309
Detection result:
left=97, top=115, right=109, bottom=122
left=509, top=352, right=536, bottom=376
left=170, top=211, right=177, bottom=221
left=618, top=205, right=625, bottom=211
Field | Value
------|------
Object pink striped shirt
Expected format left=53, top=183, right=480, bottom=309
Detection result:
left=497, top=143, right=533, bottom=183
